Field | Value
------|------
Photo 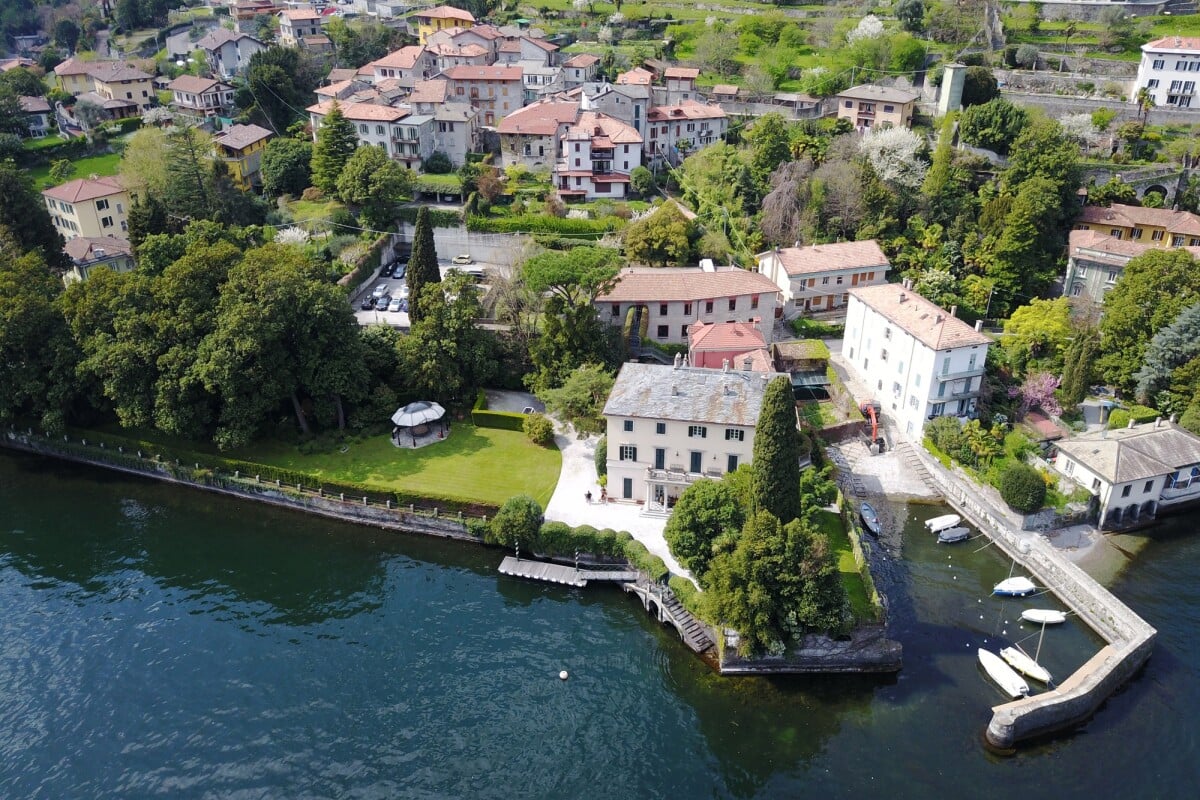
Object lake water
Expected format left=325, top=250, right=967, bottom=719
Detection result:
left=1, top=451, right=1197, bottom=798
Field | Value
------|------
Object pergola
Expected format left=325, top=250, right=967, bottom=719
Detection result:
left=391, top=401, right=447, bottom=447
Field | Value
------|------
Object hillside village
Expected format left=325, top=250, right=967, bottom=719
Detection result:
left=6, top=0, right=1200, bottom=657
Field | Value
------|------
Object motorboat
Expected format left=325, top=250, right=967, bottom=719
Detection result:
left=993, top=577, right=1038, bottom=597
left=1021, top=609, right=1067, bottom=626
left=1000, top=646, right=1053, bottom=684
left=925, top=514, right=962, bottom=534
left=978, top=648, right=1029, bottom=699
left=860, top=502, right=882, bottom=536
left=937, top=526, right=971, bottom=544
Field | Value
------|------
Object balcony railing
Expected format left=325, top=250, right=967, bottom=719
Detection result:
left=646, top=466, right=722, bottom=483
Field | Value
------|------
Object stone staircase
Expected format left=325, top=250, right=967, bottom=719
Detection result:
left=894, top=441, right=940, bottom=497
left=659, top=588, right=715, bottom=653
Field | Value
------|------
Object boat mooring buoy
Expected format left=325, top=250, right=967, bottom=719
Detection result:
left=559, top=670, right=569, bottom=680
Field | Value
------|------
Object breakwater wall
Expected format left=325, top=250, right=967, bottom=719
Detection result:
left=911, top=445, right=1156, bottom=749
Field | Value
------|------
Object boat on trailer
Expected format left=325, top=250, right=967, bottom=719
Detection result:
left=937, top=526, right=970, bottom=544
left=978, top=648, right=1029, bottom=698
left=860, top=502, right=882, bottom=536
left=925, top=514, right=962, bottom=534
left=1000, top=646, right=1052, bottom=684
left=1021, top=609, right=1067, bottom=625
left=993, top=576, right=1038, bottom=597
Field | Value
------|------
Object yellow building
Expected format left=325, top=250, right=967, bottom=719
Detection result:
left=53, top=57, right=155, bottom=111
left=414, top=5, right=476, bottom=44
left=42, top=176, right=132, bottom=240
left=213, top=124, right=273, bottom=189
left=1075, top=202, right=1200, bottom=248
left=52, top=57, right=95, bottom=95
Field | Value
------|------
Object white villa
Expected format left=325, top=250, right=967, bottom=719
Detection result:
left=842, top=282, right=992, bottom=438
left=1133, top=36, right=1200, bottom=108
left=756, top=240, right=890, bottom=318
left=602, top=359, right=787, bottom=509
left=1054, top=420, right=1200, bottom=529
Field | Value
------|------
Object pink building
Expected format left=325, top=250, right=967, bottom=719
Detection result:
left=687, top=321, right=770, bottom=370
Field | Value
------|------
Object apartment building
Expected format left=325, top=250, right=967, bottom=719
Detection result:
left=555, top=110, right=642, bottom=199
left=1133, top=36, right=1200, bottom=107
left=441, top=64, right=523, bottom=125
left=835, top=84, right=918, bottom=130
left=756, top=240, right=891, bottom=318
left=42, top=176, right=131, bottom=240
left=645, top=101, right=727, bottom=165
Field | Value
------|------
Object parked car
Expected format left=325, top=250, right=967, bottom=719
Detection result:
left=380, top=263, right=394, bottom=278
left=359, top=294, right=375, bottom=310
left=371, top=283, right=389, bottom=298
left=374, top=294, right=391, bottom=310
left=398, top=297, right=408, bottom=312
left=452, top=254, right=473, bottom=265
left=387, top=296, right=403, bottom=312
left=397, top=283, right=409, bottom=299
left=393, top=261, right=407, bottom=280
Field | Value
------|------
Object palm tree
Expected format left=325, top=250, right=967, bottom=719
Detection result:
left=1061, top=22, right=1077, bottom=72
left=1136, top=87, right=1155, bottom=128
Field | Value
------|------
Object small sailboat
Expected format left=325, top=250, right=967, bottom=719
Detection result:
left=1000, top=646, right=1052, bottom=684
left=978, top=648, right=1029, bottom=699
left=1021, top=609, right=1067, bottom=625
left=925, top=514, right=961, bottom=534
left=860, top=502, right=882, bottom=536
left=937, top=526, right=970, bottom=544
left=993, top=576, right=1037, bottom=597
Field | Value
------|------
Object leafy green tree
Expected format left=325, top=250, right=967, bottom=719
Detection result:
left=998, top=462, right=1046, bottom=513
left=488, top=495, right=543, bottom=548
left=0, top=67, right=44, bottom=98
left=261, top=137, right=313, bottom=197
left=423, top=151, right=453, bottom=174
left=0, top=161, right=68, bottom=272
left=630, top=165, right=655, bottom=197
left=398, top=274, right=497, bottom=405
left=1059, top=327, right=1099, bottom=408
left=1134, top=303, right=1200, bottom=406
left=962, top=66, right=999, bottom=107
left=664, top=479, right=746, bottom=579
left=1087, top=176, right=1138, bottom=206
left=747, top=113, right=792, bottom=189
left=889, top=33, right=926, bottom=72
left=1100, top=249, right=1200, bottom=391
left=523, top=246, right=620, bottom=306
left=54, top=18, right=80, bottom=53
left=523, top=413, right=555, bottom=446
left=594, top=435, right=607, bottom=478
left=48, top=159, right=75, bottom=184
left=1001, top=298, right=1072, bottom=374
left=127, top=194, right=171, bottom=253
left=958, top=97, right=1030, bottom=156
left=623, top=202, right=696, bottom=267
left=539, top=363, right=615, bottom=435
left=336, top=145, right=413, bottom=229
left=1001, top=117, right=1082, bottom=210
left=310, top=103, right=358, bottom=194
left=694, top=29, right=740, bottom=76
left=896, top=0, right=925, bottom=32
left=240, top=47, right=323, bottom=132
left=752, top=376, right=803, bottom=524
left=406, top=206, right=441, bottom=323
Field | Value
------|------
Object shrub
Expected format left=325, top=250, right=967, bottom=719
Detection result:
left=301, top=186, right=324, bottom=201
left=998, top=462, right=1047, bottom=512
left=472, top=409, right=526, bottom=431
left=423, top=151, right=453, bottom=174
left=523, top=412, right=555, bottom=446
left=489, top=495, right=543, bottom=547
left=595, top=435, right=607, bottom=477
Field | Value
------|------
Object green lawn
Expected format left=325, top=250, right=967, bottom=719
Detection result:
left=286, top=196, right=346, bottom=222
left=29, top=151, right=122, bottom=189
left=225, top=423, right=562, bottom=508
left=22, top=134, right=72, bottom=152
left=813, top=508, right=874, bottom=623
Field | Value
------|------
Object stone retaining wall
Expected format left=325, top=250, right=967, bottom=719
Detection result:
left=910, top=443, right=1156, bottom=748
left=719, top=624, right=902, bottom=674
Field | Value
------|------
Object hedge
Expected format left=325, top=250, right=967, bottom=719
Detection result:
left=529, top=521, right=669, bottom=581
left=472, top=409, right=526, bottom=430
left=397, top=206, right=462, bottom=227
left=669, top=575, right=703, bottom=618
left=466, top=214, right=621, bottom=236
left=1107, top=404, right=1159, bottom=430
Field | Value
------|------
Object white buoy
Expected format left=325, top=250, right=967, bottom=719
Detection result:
left=559, top=670, right=569, bottom=680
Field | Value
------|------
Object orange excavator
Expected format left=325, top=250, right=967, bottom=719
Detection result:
left=860, top=401, right=885, bottom=454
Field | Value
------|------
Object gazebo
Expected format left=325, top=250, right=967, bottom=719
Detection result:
left=391, top=401, right=448, bottom=447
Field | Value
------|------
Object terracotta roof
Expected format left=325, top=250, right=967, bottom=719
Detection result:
left=497, top=97, right=579, bottom=134
left=757, top=240, right=889, bottom=277
left=372, top=45, right=428, bottom=70
left=1143, top=37, right=1200, bottom=52
left=711, top=84, right=738, bottom=96
left=87, top=61, right=153, bottom=83
left=597, top=267, right=778, bottom=303
left=280, top=9, right=322, bottom=20
left=603, top=362, right=787, bottom=427
left=665, top=67, right=699, bottom=80
left=430, top=42, right=489, bottom=57
left=522, top=36, right=558, bottom=53
left=327, top=67, right=358, bottom=82
left=565, top=110, right=642, bottom=145
left=848, top=284, right=991, bottom=351
left=837, top=83, right=920, bottom=104
left=1068, top=229, right=1151, bottom=262
left=616, top=67, right=653, bottom=86
left=689, top=321, right=766, bottom=352
left=75, top=91, right=136, bottom=110
left=648, top=101, right=726, bottom=121
left=498, top=40, right=520, bottom=53
left=564, top=53, right=599, bottom=68
left=303, top=35, right=332, bottom=46
left=442, top=65, right=523, bottom=81
left=169, top=75, right=230, bottom=94
left=215, top=123, right=272, bottom=151
left=306, top=100, right=409, bottom=122
left=1076, top=202, right=1200, bottom=237
left=19, top=95, right=50, bottom=113
left=408, top=79, right=450, bottom=104
left=0, top=57, right=35, bottom=72
left=53, top=57, right=93, bottom=76
left=64, top=235, right=132, bottom=263
left=417, top=6, right=476, bottom=22
left=42, top=176, right=127, bottom=203
left=1057, top=421, right=1200, bottom=484
left=732, top=348, right=775, bottom=373
left=197, top=28, right=261, bottom=50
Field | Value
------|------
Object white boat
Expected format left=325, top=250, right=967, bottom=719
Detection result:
left=925, top=514, right=962, bottom=534
left=993, top=577, right=1037, bottom=597
left=1000, top=646, right=1052, bottom=684
left=1021, top=609, right=1067, bottom=625
left=979, top=648, right=1029, bottom=699
left=937, top=526, right=970, bottom=544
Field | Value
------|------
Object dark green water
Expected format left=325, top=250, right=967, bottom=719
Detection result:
left=1, top=451, right=1198, bottom=799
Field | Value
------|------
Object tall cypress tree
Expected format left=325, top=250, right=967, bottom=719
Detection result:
left=310, top=102, right=358, bottom=194
left=751, top=376, right=802, bottom=524
left=406, top=206, right=440, bottom=323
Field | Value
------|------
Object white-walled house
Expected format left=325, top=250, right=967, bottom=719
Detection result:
left=497, top=96, right=579, bottom=170
left=555, top=110, right=641, bottom=199
left=306, top=101, right=434, bottom=168
left=196, top=28, right=265, bottom=80
left=594, top=266, right=779, bottom=345
left=278, top=9, right=324, bottom=47
left=842, top=283, right=992, bottom=439
left=602, top=360, right=787, bottom=509
left=645, top=101, right=727, bottom=166
left=1054, top=420, right=1200, bottom=529
left=756, top=240, right=890, bottom=318
left=1133, top=36, right=1200, bottom=107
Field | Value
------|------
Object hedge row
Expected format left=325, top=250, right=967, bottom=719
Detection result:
left=465, top=214, right=621, bottom=235
left=533, top=521, right=669, bottom=581
left=397, top=207, right=462, bottom=226
left=1107, top=404, right=1160, bottom=430
left=472, top=409, right=526, bottom=431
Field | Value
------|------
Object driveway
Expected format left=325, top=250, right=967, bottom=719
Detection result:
left=544, top=428, right=696, bottom=585
left=353, top=273, right=410, bottom=328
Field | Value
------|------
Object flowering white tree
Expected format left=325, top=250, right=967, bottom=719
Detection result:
left=275, top=226, right=310, bottom=246
left=608, top=12, right=625, bottom=26
left=847, top=14, right=885, bottom=43
left=598, top=26, right=613, bottom=43
left=1059, top=113, right=1102, bottom=152
left=858, top=126, right=928, bottom=188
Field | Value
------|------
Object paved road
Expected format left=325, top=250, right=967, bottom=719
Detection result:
left=353, top=274, right=410, bottom=328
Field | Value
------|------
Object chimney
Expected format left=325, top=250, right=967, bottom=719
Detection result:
left=743, top=356, right=753, bottom=371
left=975, top=320, right=984, bottom=332
left=899, top=292, right=907, bottom=303
left=673, top=352, right=682, bottom=369
left=1128, top=418, right=1136, bottom=429
left=1155, top=416, right=1163, bottom=428
left=935, top=314, right=943, bottom=324
left=722, top=359, right=730, bottom=373
left=950, top=305, right=958, bottom=318
left=1171, top=413, right=1179, bottom=424
left=671, top=384, right=678, bottom=396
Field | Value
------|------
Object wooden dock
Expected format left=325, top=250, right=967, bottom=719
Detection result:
left=498, top=557, right=639, bottom=587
